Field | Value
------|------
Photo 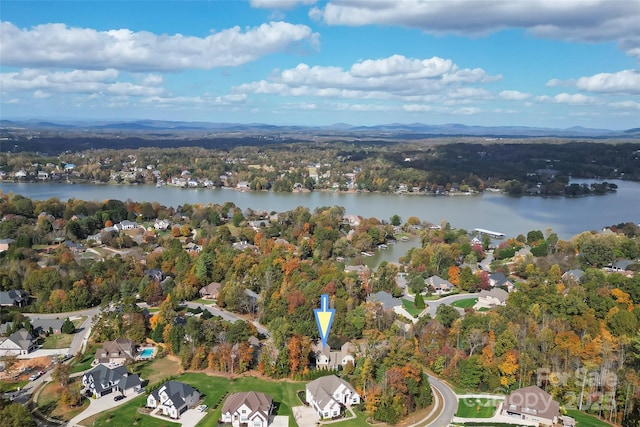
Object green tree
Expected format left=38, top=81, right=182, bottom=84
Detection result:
left=414, top=293, right=425, bottom=309
left=61, top=317, right=75, bottom=334
left=390, top=214, right=402, bottom=226
left=436, top=304, right=460, bottom=328
left=0, top=402, right=36, bottom=427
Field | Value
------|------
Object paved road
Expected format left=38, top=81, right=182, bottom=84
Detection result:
left=426, top=375, right=458, bottom=427
left=424, top=294, right=480, bottom=318
left=184, top=302, right=270, bottom=337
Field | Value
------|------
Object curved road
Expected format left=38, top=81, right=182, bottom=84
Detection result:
left=426, top=375, right=458, bottom=427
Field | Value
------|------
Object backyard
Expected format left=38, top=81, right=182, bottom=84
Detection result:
left=455, top=398, right=498, bottom=418
left=565, top=409, right=615, bottom=427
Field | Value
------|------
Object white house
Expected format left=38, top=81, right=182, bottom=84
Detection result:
left=473, top=288, right=509, bottom=310
left=0, top=328, right=37, bottom=356
left=313, top=342, right=356, bottom=370
left=221, top=391, right=273, bottom=427
left=147, top=381, right=200, bottom=419
left=82, top=365, right=141, bottom=398
left=306, top=375, right=361, bottom=419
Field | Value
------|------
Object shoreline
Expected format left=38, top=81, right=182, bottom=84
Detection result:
left=0, top=179, right=622, bottom=199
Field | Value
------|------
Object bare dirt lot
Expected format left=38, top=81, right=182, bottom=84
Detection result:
left=0, top=356, right=52, bottom=381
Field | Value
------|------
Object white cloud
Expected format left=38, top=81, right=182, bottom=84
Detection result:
left=453, top=107, right=482, bottom=115
left=536, top=93, right=599, bottom=105
left=232, top=54, right=501, bottom=103
left=251, top=0, right=316, bottom=9
left=1, top=68, right=164, bottom=97
left=609, top=100, right=640, bottom=110
left=0, top=21, right=319, bottom=71
left=313, top=0, right=640, bottom=59
left=499, top=90, right=532, bottom=100
left=575, top=70, right=640, bottom=94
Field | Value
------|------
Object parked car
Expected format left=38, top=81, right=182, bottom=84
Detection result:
left=114, top=395, right=125, bottom=402
left=197, top=404, right=207, bottom=412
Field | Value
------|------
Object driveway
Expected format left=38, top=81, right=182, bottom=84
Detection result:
left=292, top=405, right=319, bottom=427
left=67, top=391, right=140, bottom=427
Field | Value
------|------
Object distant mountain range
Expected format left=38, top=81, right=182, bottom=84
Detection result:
left=1, top=119, right=638, bottom=138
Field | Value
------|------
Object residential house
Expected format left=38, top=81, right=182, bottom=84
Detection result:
left=147, top=381, right=201, bottom=419
left=93, top=338, right=138, bottom=366
left=473, top=288, right=509, bottom=310
left=501, top=385, right=559, bottom=426
left=199, top=282, right=221, bottom=300
left=115, top=220, right=137, bottom=232
left=63, top=240, right=85, bottom=253
left=426, top=276, right=453, bottom=294
left=313, top=342, right=356, bottom=370
left=31, top=318, right=65, bottom=335
left=489, top=272, right=514, bottom=292
left=0, top=238, right=15, bottom=253
left=236, top=181, right=250, bottom=191
left=82, top=364, right=142, bottom=398
left=221, top=391, right=273, bottom=427
left=0, top=328, right=37, bottom=356
left=154, top=219, right=171, bottom=230
left=367, top=291, right=402, bottom=312
left=306, top=375, right=361, bottom=419
left=562, top=269, right=584, bottom=284
left=144, top=269, right=164, bottom=283
left=0, top=289, right=28, bottom=307
left=607, top=259, right=636, bottom=272
left=0, top=322, right=14, bottom=336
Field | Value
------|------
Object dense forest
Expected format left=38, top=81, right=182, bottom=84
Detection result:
left=1, top=192, right=640, bottom=425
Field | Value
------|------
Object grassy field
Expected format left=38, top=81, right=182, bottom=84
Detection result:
left=401, top=298, right=423, bottom=317
left=41, top=333, right=74, bottom=349
left=70, top=349, right=96, bottom=373
left=455, top=398, right=498, bottom=418
left=451, top=298, right=478, bottom=309
left=190, top=298, right=217, bottom=305
left=566, top=409, right=614, bottom=427
left=135, top=356, right=183, bottom=385
left=0, top=379, right=28, bottom=393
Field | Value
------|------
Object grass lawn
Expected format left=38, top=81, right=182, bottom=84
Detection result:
left=190, top=298, right=217, bottom=305
left=451, top=298, right=478, bottom=309
left=566, top=409, right=614, bottom=427
left=72, top=316, right=87, bottom=328
left=135, top=356, right=183, bottom=385
left=70, top=349, right=96, bottom=374
left=89, top=394, right=180, bottom=427
left=455, top=398, right=498, bottom=418
left=41, top=333, right=74, bottom=349
left=0, top=379, right=28, bottom=393
left=401, top=299, right=423, bottom=317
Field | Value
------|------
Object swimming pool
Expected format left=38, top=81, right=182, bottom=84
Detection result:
left=140, top=348, right=154, bottom=358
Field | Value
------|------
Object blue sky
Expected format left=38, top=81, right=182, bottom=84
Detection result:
left=1, top=0, right=639, bottom=129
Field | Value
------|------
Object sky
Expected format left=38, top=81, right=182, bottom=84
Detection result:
left=1, top=0, right=639, bottom=129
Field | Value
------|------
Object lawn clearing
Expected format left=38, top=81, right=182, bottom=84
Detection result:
left=135, top=355, right=182, bottom=385
left=451, top=298, right=478, bottom=309
left=41, top=333, right=74, bottom=349
left=70, top=349, right=96, bottom=374
left=190, top=298, right=217, bottom=305
left=455, top=398, right=498, bottom=418
left=401, top=299, right=423, bottom=317
left=566, top=409, right=614, bottom=427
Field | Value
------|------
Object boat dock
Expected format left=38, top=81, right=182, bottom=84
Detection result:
left=473, top=228, right=506, bottom=238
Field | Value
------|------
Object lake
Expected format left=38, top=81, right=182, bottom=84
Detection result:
left=1, top=180, right=639, bottom=242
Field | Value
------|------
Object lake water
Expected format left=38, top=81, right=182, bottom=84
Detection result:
left=1, top=180, right=639, bottom=242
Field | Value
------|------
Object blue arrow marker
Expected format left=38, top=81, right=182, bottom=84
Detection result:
left=314, top=294, right=335, bottom=348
